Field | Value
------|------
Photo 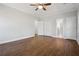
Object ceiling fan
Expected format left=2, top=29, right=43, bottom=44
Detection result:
left=30, top=3, right=51, bottom=11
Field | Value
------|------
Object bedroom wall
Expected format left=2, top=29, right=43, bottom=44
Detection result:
left=37, top=11, right=77, bottom=40
left=0, top=4, right=37, bottom=44
left=37, top=19, right=56, bottom=37
left=77, top=9, right=79, bottom=44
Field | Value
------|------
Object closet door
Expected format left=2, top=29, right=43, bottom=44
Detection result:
left=36, top=21, right=45, bottom=35
left=63, top=16, right=77, bottom=40
left=44, top=21, right=56, bottom=36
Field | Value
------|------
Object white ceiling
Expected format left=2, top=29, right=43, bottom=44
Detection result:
left=2, top=3, right=79, bottom=19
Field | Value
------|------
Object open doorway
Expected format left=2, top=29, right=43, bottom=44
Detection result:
left=56, top=18, right=64, bottom=38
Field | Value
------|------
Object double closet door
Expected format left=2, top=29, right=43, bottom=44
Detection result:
left=56, top=16, right=77, bottom=40
left=35, top=16, right=77, bottom=40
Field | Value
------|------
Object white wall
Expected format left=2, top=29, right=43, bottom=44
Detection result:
left=36, top=20, right=56, bottom=37
left=0, top=4, right=37, bottom=44
left=77, top=9, right=79, bottom=44
left=37, top=11, right=77, bottom=40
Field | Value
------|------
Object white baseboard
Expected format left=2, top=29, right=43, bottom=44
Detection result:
left=0, top=35, right=34, bottom=44
left=37, top=34, right=76, bottom=40
left=1, top=34, right=77, bottom=45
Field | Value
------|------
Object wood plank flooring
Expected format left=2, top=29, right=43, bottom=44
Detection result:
left=0, top=35, right=79, bottom=56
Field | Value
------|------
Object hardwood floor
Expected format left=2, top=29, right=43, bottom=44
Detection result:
left=0, top=35, right=79, bottom=56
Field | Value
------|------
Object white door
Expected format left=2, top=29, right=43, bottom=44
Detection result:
left=63, top=16, right=77, bottom=40
left=35, top=20, right=45, bottom=35
left=56, top=16, right=76, bottom=40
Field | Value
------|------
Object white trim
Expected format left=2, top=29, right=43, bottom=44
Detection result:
left=0, top=35, right=34, bottom=44
left=37, top=34, right=76, bottom=40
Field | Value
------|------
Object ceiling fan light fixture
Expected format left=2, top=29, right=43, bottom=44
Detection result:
left=38, top=5, right=43, bottom=9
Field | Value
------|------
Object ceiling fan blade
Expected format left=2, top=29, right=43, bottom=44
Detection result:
left=35, top=8, right=38, bottom=11
left=44, top=3, right=51, bottom=5
left=43, top=7, right=46, bottom=11
left=30, top=4, right=37, bottom=6
left=30, top=3, right=41, bottom=6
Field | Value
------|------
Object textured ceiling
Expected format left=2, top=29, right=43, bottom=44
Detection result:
left=2, top=3, right=79, bottom=19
